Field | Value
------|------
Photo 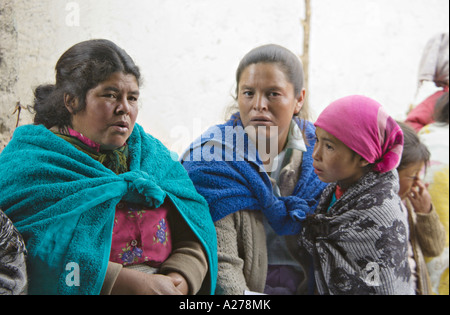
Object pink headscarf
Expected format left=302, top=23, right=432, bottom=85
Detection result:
left=315, top=95, right=404, bottom=173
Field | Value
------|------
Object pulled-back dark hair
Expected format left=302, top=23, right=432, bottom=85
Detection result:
left=397, top=121, right=430, bottom=171
left=226, top=44, right=310, bottom=126
left=33, top=39, right=141, bottom=129
left=235, top=44, right=305, bottom=99
left=228, top=44, right=310, bottom=138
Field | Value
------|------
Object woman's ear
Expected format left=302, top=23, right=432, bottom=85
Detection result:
left=294, top=88, right=306, bottom=115
left=358, top=156, right=371, bottom=168
left=64, top=93, right=78, bottom=114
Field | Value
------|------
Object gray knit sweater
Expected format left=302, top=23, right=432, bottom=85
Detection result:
left=299, top=170, right=415, bottom=295
left=0, top=209, right=27, bottom=295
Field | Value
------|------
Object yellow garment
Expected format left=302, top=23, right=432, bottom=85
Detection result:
left=420, top=124, right=449, bottom=295
left=425, top=166, right=449, bottom=295
left=439, top=269, right=449, bottom=295
left=428, top=166, right=449, bottom=247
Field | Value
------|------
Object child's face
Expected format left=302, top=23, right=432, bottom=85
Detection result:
left=398, top=161, right=424, bottom=200
left=313, top=127, right=369, bottom=187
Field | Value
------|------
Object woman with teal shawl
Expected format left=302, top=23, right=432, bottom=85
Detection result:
left=0, top=40, right=217, bottom=295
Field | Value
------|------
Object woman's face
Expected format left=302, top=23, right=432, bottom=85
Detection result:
left=312, top=127, right=368, bottom=187
left=237, top=63, right=304, bottom=154
left=398, top=161, right=424, bottom=200
left=67, top=72, right=140, bottom=150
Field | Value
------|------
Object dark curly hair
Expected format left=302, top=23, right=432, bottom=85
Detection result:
left=33, top=39, right=141, bottom=129
left=396, top=121, right=430, bottom=171
left=433, top=92, right=449, bottom=125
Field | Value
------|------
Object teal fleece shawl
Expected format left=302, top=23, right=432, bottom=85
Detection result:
left=0, top=124, right=217, bottom=295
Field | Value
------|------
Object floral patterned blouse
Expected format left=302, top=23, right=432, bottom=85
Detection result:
left=65, top=128, right=173, bottom=268
left=109, top=201, right=173, bottom=268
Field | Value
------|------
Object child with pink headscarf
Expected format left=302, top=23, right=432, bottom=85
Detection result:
left=298, top=95, right=415, bottom=295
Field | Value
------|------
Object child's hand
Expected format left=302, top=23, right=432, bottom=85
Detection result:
left=407, top=179, right=432, bottom=214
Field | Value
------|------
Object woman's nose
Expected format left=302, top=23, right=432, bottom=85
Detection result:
left=253, top=94, right=268, bottom=111
left=115, top=97, right=131, bottom=115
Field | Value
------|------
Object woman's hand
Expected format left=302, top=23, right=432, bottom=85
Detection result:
left=167, top=272, right=189, bottom=295
left=111, top=268, right=188, bottom=295
left=407, top=179, right=432, bottom=214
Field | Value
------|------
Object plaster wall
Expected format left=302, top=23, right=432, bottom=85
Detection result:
left=1, top=0, right=448, bottom=153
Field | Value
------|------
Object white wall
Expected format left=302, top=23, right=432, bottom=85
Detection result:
left=309, top=0, right=449, bottom=120
left=5, top=0, right=449, bottom=155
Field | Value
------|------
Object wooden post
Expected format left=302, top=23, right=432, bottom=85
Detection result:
left=300, top=0, right=311, bottom=108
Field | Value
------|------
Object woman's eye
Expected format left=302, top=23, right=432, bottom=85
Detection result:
left=243, top=91, right=253, bottom=97
left=104, top=94, right=117, bottom=99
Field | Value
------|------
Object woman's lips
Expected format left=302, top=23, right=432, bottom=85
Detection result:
left=249, top=116, right=273, bottom=126
left=111, top=121, right=130, bottom=133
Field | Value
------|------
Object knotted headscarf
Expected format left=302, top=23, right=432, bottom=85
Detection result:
left=314, top=95, right=404, bottom=173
